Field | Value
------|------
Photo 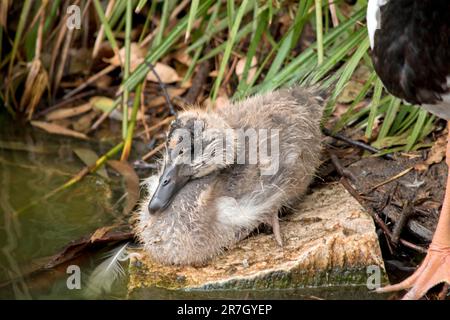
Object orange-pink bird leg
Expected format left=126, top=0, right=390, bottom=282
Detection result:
left=377, top=124, right=450, bottom=299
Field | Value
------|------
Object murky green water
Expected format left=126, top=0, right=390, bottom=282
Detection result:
left=0, top=115, right=125, bottom=299
left=0, top=115, right=385, bottom=300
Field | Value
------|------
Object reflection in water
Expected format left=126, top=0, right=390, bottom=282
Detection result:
left=0, top=118, right=123, bottom=299
left=1, top=168, right=32, bottom=299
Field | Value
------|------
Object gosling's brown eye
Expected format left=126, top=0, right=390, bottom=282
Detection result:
left=179, top=149, right=184, bottom=155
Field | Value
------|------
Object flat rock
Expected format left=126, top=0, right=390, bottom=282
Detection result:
left=128, top=183, right=386, bottom=294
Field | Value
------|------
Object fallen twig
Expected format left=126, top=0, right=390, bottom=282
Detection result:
left=323, top=128, right=394, bottom=160
left=136, top=115, right=175, bottom=138
left=326, top=146, right=358, bottom=181
left=35, top=89, right=97, bottom=117
left=368, top=167, right=414, bottom=193
left=140, top=80, right=151, bottom=140
left=144, top=61, right=176, bottom=116
left=63, top=64, right=117, bottom=99
left=329, top=152, right=427, bottom=254
left=142, top=143, right=165, bottom=161
left=391, top=197, right=415, bottom=245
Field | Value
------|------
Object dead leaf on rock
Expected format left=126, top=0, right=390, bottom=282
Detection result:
left=31, top=121, right=88, bottom=140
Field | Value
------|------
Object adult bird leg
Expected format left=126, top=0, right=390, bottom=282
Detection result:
left=377, top=124, right=450, bottom=299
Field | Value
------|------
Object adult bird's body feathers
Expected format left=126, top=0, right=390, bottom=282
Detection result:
left=367, top=0, right=450, bottom=119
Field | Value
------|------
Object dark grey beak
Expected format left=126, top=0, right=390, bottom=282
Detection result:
left=148, top=164, right=190, bottom=214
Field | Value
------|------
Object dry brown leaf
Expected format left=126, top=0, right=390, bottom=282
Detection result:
left=73, top=111, right=98, bottom=133
left=204, top=91, right=229, bottom=111
left=235, top=56, right=257, bottom=84
left=107, top=42, right=146, bottom=72
left=50, top=119, right=72, bottom=128
left=107, top=160, right=139, bottom=215
left=45, top=102, right=92, bottom=121
left=146, top=88, right=187, bottom=108
left=173, top=50, right=192, bottom=66
left=107, top=43, right=180, bottom=83
left=89, top=226, right=115, bottom=243
left=146, top=96, right=168, bottom=108
left=95, top=74, right=113, bottom=89
left=146, top=62, right=180, bottom=83
left=68, top=48, right=92, bottom=75
left=21, top=59, right=49, bottom=119
left=0, top=0, right=9, bottom=28
left=31, top=121, right=88, bottom=140
left=415, top=133, right=447, bottom=171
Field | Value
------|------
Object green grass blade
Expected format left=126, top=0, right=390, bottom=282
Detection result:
left=377, top=97, right=401, bottom=141
left=121, top=83, right=143, bottom=161
left=264, top=0, right=312, bottom=81
left=365, top=78, right=383, bottom=139
left=314, top=0, right=323, bottom=65
left=93, top=0, right=120, bottom=56
left=185, top=0, right=200, bottom=42
left=136, top=0, right=148, bottom=13
left=7, top=0, right=32, bottom=77
left=210, top=0, right=249, bottom=101
left=153, top=0, right=172, bottom=48
left=122, top=0, right=133, bottom=138
left=405, top=108, right=428, bottom=151
left=235, top=7, right=269, bottom=96
left=121, top=0, right=215, bottom=94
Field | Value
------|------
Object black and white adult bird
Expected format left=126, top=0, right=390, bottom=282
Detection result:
left=367, top=0, right=450, bottom=299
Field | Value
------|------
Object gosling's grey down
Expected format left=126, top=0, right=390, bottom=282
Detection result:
left=135, top=86, right=326, bottom=265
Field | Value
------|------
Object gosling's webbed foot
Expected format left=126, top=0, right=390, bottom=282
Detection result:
left=271, top=212, right=283, bottom=247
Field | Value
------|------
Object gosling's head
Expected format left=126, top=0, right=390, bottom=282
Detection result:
left=148, top=109, right=236, bottom=214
